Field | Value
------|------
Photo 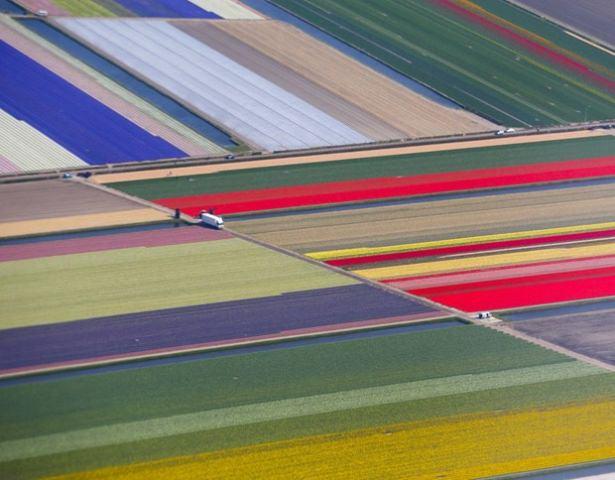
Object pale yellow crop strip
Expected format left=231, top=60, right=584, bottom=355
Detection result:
left=307, top=222, right=615, bottom=260
left=356, top=240, right=615, bottom=280
left=46, top=400, right=615, bottom=480
left=0, top=209, right=169, bottom=239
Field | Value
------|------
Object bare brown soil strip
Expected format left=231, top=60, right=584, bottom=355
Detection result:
left=0, top=180, right=146, bottom=222
left=96, top=130, right=608, bottom=184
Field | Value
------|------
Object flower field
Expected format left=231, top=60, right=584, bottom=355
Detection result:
left=50, top=401, right=615, bottom=480
left=2, top=324, right=614, bottom=479
left=229, top=167, right=615, bottom=368
left=2, top=0, right=615, bottom=478
left=269, top=0, right=615, bottom=126
left=0, top=220, right=447, bottom=377
left=298, top=205, right=615, bottom=312
left=0, top=180, right=169, bottom=238
left=110, top=135, right=615, bottom=216
left=15, top=0, right=259, bottom=18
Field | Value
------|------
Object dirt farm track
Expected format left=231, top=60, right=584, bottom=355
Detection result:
left=96, top=129, right=610, bottom=184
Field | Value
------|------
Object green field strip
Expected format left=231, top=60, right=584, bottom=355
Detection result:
left=93, top=0, right=134, bottom=17
left=110, top=136, right=615, bottom=199
left=53, top=0, right=116, bottom=17
left=419, top=1, right=614, bottom=108
left=0, top=238, right=355, bottom=329
left=0, top=326, right=576, bottom=442
left=4, top=374, right=615, bottom=480
left=473, top=0, right=615, bottom=75
left=402, top=1, right=568, bottom=123
left=271, top=0, right=615, bottom=126
left=0, top=361, right=600, bottom=462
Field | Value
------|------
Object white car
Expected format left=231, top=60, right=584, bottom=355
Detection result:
left=496, top=128, right=515, bottom=135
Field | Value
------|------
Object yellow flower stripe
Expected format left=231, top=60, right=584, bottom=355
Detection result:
left=356, top=240, right=615, bottom=280
left=47, top=400, right=615, bottom=480
left=306, top=222, right=615, bottom=260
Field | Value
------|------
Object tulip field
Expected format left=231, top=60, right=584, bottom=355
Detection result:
left=2, top=0, right=615, bottom=478
left=110, top=134, right=615, bottom=216
left=2, top=322, right=614, bottom=479
left=269, top=0, right=615, bottom=126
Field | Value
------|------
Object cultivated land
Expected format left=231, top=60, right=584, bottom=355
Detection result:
left=512, top=0, right=615, bottom=49
left=97, top=129, right=610, bottom=184
left=107, top=134, right=615, bottom=219
left=0, top=17, right=220, bottom=160
left=2, top=2, right=614, bottom=479
left=0, top=224, right=443, bottom=377
left=56, top=17, right=371, bottom=151
left=175, top=21, right=406, bottom=141
left=229, top=181, right=615, bottom=252
left=0, top=180, right=169, bottom=238
left=270, top=0, right=615, bottom=126
left=16, top=0, right=262, bottom=18
left=0, top=36, right=186, bottom=169
left=110, top=135, right=615, bottom=199
left=503, top=301, right=615, bottom=365
left=211, top=20, right=493, bottom=138
left=0, top=236, right=356, bottom=329
left=2, top=325, right=614, bottom=479
left=228, top=178, right=615, bottom=315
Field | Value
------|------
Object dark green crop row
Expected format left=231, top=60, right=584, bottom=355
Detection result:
left=270, top=0, right=615, bottom=126
left=110, top=136, right=615, bottom=199
left=2, top=326, right=613, bottom=479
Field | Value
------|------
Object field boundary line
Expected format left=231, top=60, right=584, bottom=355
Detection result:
left=2, top=125, right=612, bottom=184
left=506, top=0, right=615, bottom=52
left=489, top=323, right=615, bottom=372
left=76, top=179, right=615, bottom=374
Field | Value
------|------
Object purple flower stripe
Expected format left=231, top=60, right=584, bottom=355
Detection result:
left=0, top=226, right=232, bottom=262
left=0, top=285, right=439, bottom=374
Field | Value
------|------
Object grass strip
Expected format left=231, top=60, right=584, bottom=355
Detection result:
left=0, top=361, right=599, bottom=462
left=0, top=326, right=571, bottom=442
left=3, top=373, right=615, bottom=480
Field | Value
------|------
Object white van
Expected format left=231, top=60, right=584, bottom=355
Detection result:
left=199, top=212, right=224, bottom=229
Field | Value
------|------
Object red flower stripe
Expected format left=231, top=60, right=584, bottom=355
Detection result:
left=435, top=0, right=615, bottom=92
left=331, top=228, right=615, bottom=267
left=411, top=266, right=615, bottom=311
left=155, top=157, right=615, bottom=216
